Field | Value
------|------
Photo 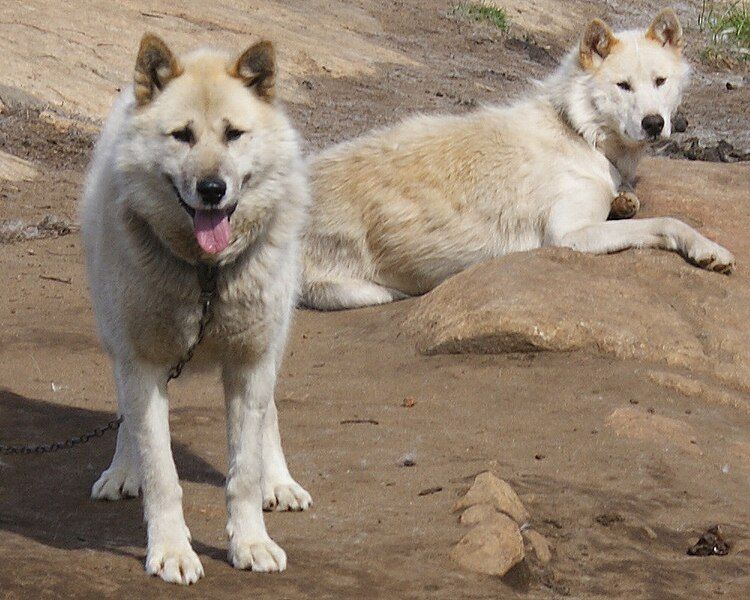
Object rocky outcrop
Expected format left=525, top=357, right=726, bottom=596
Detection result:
left=405, top=158, right=750, bottom=392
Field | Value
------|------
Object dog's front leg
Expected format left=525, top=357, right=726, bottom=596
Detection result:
left=120, top=359, right=204, bottom=584
left=609, top=184, right=640, bottom=220
left=223, top=355, right=287, bottom=572
left=546, top=201, right=734, bottom=274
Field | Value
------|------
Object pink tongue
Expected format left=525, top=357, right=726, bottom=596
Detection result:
left=193, top=209, right=231, bottom=254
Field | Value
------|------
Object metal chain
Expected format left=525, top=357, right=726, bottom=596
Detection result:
left=0, top=265, right=218, bottom=456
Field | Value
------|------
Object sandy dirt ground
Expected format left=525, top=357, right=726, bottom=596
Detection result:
left=1, top=1, right=750, bottom=598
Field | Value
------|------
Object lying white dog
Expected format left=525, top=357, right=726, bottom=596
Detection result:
left=81, top=34, right=311, bottom=584
left=301, top=9, right=734, bottom=310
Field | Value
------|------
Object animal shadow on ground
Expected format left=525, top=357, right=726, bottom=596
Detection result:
left=0, top=389, right=226, bottom=561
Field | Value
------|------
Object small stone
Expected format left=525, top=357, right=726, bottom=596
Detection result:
left=687, top=525, right=730, bottom=556
left=402, top=397, right=416, bottom=408
left=643, top=526, right=658, bottom=540
left=459, top=503, right=495, bottom=526
left=595, top=512, right=624, bottom=527
left=452, top=472, right=530, bottom=525
left=673, top=112, right=688, bottom=132
left=398, top=453, right=416, bottom=467
left=522, top=528, right=553, bottom=565
left=450, top=513, right=524, bottom=576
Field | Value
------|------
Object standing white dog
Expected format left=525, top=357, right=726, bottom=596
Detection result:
left=301, top=9, right=735, bottom=310
left=81, top=34, right=311, bottom=584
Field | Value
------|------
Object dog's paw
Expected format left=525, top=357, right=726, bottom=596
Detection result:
left=263, top=479, right=312, bottom=512
left=609, top=191, right=640, bottom=220
left=146, top=539, right=204, bottom=585
left=229, top=535, right=287, bottom=572
left=91, top=467, right=141, bottom=501
left=689, top=240, right=735, bottom=274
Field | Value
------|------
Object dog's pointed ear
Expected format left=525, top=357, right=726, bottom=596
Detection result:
left=646, top=9, right=683, bottom=49
left=134, top=34, right=181, bottom=106
left=231, top=40, right=275, bottom=101
left=580, top=19, right=618, bottom=70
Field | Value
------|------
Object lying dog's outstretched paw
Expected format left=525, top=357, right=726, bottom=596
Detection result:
left=609, top=191, right=640, bottom=220
left=229, top=535, right=287, bottom=572
left=146, top=539, right=204, bottom=585
left=263, top=480, right=312, bottom=512
left=91, top=467, right=141, bottom=500
left=690, top=241, right=735, bottom=275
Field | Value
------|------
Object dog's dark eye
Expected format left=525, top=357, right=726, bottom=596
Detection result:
left=225, top=127, right=245, bottom=143
left=616, top=81, right=632, bottom=91
left=655, top=77, right=666, bottom=87
left=170, top=126, right=194, bottom=144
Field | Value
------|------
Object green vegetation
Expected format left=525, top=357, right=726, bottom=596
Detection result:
left=453, top=2, right=509, bottom=32
left=699, top=1, right=750, bottom=61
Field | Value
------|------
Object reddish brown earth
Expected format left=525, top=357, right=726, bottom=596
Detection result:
left=1, top=1, right=750, bottom=598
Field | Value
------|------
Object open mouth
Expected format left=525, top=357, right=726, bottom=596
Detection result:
left=165, top=175, right=237, bottom=255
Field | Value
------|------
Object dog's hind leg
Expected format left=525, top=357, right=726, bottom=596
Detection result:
left=301, top=278, right=408, bottom=310
left=260, top=401, right=312, bottom=512
left=91, top=362, right=142, bottom=500
left=547, top=210, right=734, bottom=273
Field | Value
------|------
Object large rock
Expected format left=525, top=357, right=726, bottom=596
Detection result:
left=0, top=1, right=412, bottom=120
left=405, top=159, right=750, bottom=392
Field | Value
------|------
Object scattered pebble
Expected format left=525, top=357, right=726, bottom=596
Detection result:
left=0, top=214, right=75, bottom=244
left=657, top=137, right=750, bottom=163
left=673, top=113, right=688, bottom=133
left=398, top=453, right=416, bottom=467
left=522, top=528, right=553, bottom=565
left=687, top=525, right=730, bottom=557
left=402, top=397, right=416, bottom=408
left=595, top=512, right=624, bottom=527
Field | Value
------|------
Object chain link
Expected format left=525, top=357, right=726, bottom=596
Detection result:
left=0, top=265, right=217, bottom=456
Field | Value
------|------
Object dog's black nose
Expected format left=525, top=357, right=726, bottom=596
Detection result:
left=197, top=177, right=226, bottom=205
left=641, top=114, right=665, bottom=137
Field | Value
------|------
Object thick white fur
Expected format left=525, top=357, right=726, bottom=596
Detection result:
left=82, top=45, right=311, bottom=584
left=301, top=11, right=734, bottom=310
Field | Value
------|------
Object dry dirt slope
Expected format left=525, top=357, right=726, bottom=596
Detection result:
left=1, top=1, right=750, bottom=598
